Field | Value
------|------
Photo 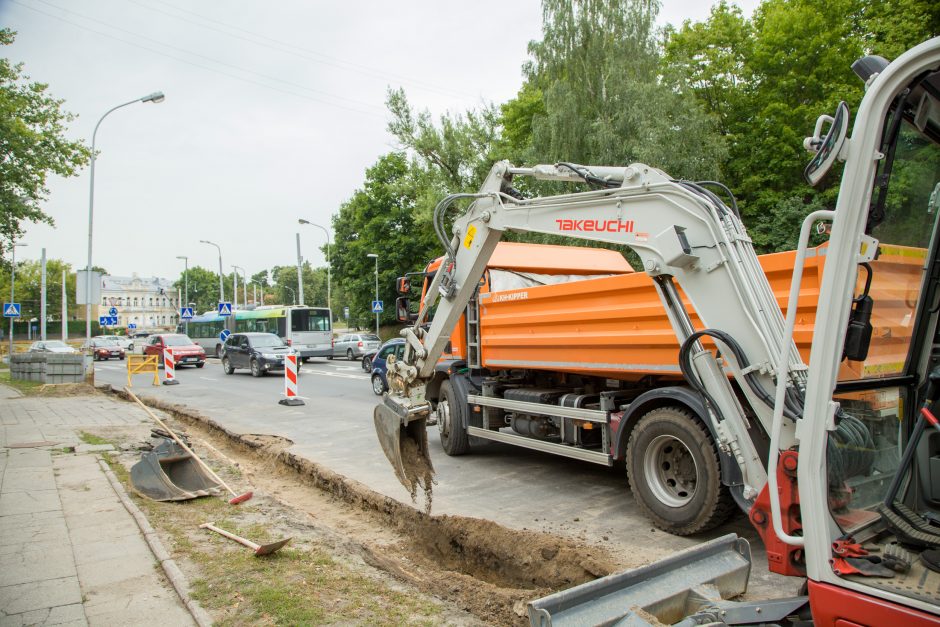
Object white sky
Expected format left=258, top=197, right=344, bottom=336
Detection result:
left=2, top=0, right=760, bottom=281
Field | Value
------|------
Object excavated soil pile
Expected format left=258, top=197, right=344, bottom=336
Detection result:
left=117, top=390, right=618, bottom=624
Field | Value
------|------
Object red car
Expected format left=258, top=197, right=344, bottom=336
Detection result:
left=144, top=333, right=206, bottom=368
left=85, top=338, right=125, bottom=361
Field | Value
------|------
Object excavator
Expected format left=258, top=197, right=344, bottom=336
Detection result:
left=374, top=37, right=940, bottom=625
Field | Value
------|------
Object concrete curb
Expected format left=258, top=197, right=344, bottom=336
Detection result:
left=97, top=458, right=214, bottom=627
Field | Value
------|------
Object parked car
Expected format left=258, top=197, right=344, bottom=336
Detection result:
left=331, top=333, right=381, bottom=360
left=94, top=334, right=134, bottom=351
left=28, top=340, right=78, bottom=354
left=370, top=338, right=405, bottom=395
left=143, top=333, right=206, bottom=368
left=221, top=332, right=291, bottom=377
left=84, top=338, right=125, bottom=361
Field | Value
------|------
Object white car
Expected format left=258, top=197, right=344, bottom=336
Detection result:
left=94, top=335, right=134, bottom=351
left=28, top=340, right=78, bottom=354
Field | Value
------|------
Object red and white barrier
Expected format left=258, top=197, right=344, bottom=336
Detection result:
left=162, top=347, right=179, bottom=386
left=278, top=350, right=304, bottom=406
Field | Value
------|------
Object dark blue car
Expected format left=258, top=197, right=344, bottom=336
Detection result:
left=370, top=338, right=405, bottom=395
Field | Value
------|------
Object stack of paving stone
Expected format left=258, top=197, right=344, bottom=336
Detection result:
left=11, top=353, right=85, bottom=384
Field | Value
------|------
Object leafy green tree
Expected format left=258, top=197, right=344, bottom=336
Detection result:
left=517, top=0, right=725, bottom=180
left=0, top=29, right=89, bottom=255
left=172, top=266, right=222, bottom=314
left=0, top=258, right=77, bottom=322
left=331, top=153, right=429, bottom=330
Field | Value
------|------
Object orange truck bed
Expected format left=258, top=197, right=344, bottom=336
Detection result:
left=437, top=242, right=922, bottom=383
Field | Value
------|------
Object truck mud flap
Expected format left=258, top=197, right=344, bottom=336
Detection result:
left=527, top=533, right=751, bottom=627
left=130, top=439, right=221, bottom=502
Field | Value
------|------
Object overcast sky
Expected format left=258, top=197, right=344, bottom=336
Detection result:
left=2, top=0, right=759, bottom=282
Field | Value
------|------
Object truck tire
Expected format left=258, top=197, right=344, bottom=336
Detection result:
left=438, top=379, right=469, bottom=456
left=626, top=406, right=734, bottom=535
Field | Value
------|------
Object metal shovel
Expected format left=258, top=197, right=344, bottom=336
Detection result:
left=199, top=522, right=290, bottom=556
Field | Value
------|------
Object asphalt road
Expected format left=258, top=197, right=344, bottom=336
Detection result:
left=92, top=355, right=795, bottom=597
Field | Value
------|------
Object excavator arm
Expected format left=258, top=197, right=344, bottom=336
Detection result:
left=375, top=160, right=809, bottom=502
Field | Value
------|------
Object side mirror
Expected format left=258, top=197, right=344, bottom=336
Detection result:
left=396, top=277, right=411, bottom=295
left=396, top=296, right=417, bottom=323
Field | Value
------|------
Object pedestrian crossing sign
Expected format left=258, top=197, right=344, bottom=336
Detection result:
left=2, top=303, right=21, bottom=318
left=218, top=302, right=233, bottom=316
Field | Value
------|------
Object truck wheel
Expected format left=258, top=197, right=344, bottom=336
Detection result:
left=626, top=407, right=733, bottom=536
left=438, top=380, right=469, bottom=456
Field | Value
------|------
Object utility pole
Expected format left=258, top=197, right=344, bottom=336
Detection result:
left=62, top=269, right=68, bottom=341
left=40, top=248, right=47, bottom=341
left=295, top=233, right=304, bottom=306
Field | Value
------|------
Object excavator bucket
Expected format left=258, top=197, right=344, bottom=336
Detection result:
left=373, top=402, right=435, bottom=499
left=131, top=439, right=221, bottom=502
left=528, top=534, right=753, bottom=626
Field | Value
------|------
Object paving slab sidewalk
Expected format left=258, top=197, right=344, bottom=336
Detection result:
left=0, top=387, right=195, bottom=627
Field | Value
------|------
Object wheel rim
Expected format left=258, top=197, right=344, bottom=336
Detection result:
left=222, top=358, right=229, bottom=371
left=643, top=434, right=698, bottom=508
left=347, top=349, right=353, bottom=360
left=437, top=396, right=451, bottom=438
left=251, top=360, right=259, bottom=375
left=372, top=375, right=384, bottom=394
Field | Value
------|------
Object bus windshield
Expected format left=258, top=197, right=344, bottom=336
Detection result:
left=292, top=308, right=331, bottom=332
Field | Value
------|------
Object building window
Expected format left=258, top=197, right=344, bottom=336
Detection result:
left=133, top=297, right=138, bottom=307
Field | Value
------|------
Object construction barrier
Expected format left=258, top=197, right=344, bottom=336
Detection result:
left=127, top=354, right=159, bottom=387
left=162, top=347, right=179, bottom=386
left=278, top=350, right=304, bottom=406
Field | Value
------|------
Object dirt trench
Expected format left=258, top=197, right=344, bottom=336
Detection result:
left=109, top=388, right=617, bottom=624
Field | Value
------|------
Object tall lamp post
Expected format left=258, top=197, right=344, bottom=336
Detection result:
left=199, top=240, right=224, bottom=305
left=298, top=219, right=331, bottom=315
left=85, top=91, right=164, bottom=349
left=232, top=265, right=247, bottom=310
left=283, top=285, right=296, bottom=305
left=366, top=253, right=379, bottom=336
left=8, top=241, right=27, bottom=361
left=176, top=255, right=188, bottom=334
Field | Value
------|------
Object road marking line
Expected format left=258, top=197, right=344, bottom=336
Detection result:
left=300, top=369, right=365, bottom=380
left=199, top=377, right=218, bottom=381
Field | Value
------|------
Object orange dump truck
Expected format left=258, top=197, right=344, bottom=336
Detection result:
left=399, top=241, right=923, bottom=534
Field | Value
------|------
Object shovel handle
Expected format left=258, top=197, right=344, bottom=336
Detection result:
left=199, top=522, right=260, bottom=551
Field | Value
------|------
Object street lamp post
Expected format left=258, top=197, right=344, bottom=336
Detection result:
left=232, top=265, right=247, bottom=310
left=8, top=241, right=26, bottom=361
left=366, top=253, right=379, bottom=336
left=176, top=255, right=188, bottom=334
left=199, top=240, right=224, bottom=305
left=85, top=91, right=165, bottom=349
left=283, top=285, right=296, bottom=305
left=298, top=219, right=331, bottom=315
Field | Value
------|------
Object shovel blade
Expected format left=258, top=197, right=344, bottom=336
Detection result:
left=255, top=538, right=291, bottom=556
left=373, top=402, right=434, bottom=499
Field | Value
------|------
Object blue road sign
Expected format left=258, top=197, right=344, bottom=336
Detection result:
left=218, top=302, right=233, bottom=316
left=180, top=307, right=194, bottom=320
left=108, top=307, right=118, bottom=317
left=128, top=323, right=137, bottom=329
left=2, top=303, right=21, bottom=318
left=372, top=300, right=384, bottom=313
left=219, top=329, right=231, bottom=342
left=98, top=316, right=118, bottom=326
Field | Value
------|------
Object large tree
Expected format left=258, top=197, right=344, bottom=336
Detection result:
left=0, top=29, right=89, bottom=256
left=331, top=153, right=427, bottom=330
left=514, top=0, right=726, bottom=180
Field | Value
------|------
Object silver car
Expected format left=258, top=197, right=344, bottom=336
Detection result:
left=331, top=333, right=381, bottom=360
left=28, top=340, right=78, bottom=354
